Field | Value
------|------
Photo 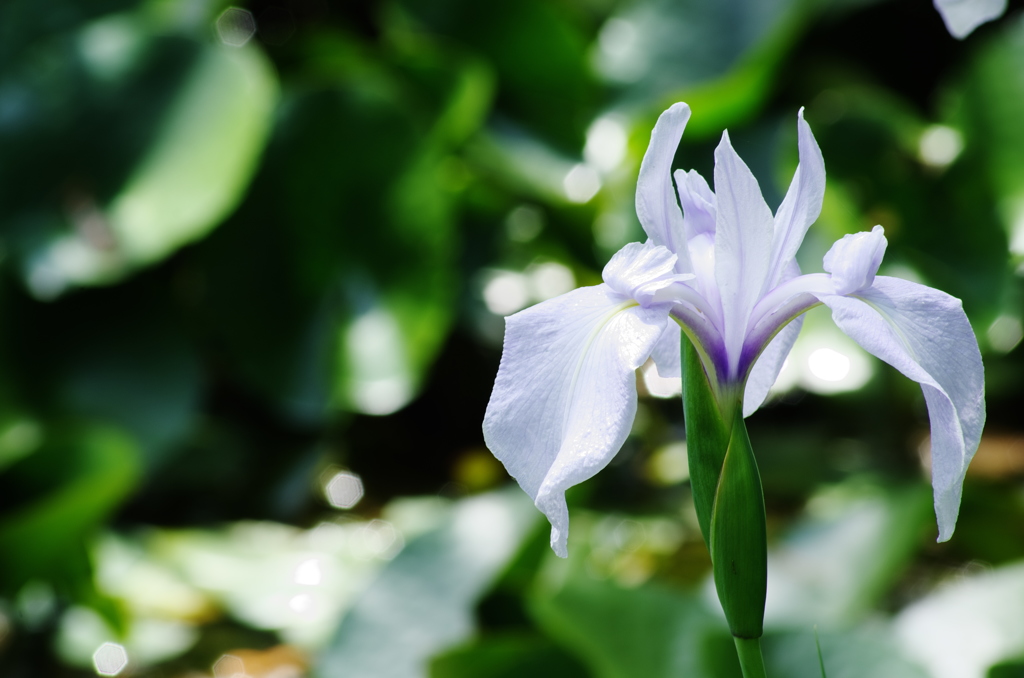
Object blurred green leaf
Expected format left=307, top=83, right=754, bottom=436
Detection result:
left=763, top=627, right=927, bottom=678
left=101, top=41, right=277, bottom=276
left=0, top=425, right=140, bottom=593
left=805, top=83, right=1007, bottom=321
left=430, top=634, right=589, bottom=678
left=201, top=29, right=494, bottom=418
left=1, top=18, right=278, bottom=296
left=606, top=0, right=815, bottom=138
left=990, top=658, right=1024, bottom=678
left=894, top=560, right=1024, bottom=678
left=956, top=16, right=1024, bottom=259
left=529, top=552, right=741, bottom=678
left=763, top=481, right=931, bottom=626
left=396, top=0, right=596, bottom=149
left=314, top=490, right=538, bottom=678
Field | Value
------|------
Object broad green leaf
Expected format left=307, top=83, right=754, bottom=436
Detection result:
left=763, top=627, right=928, bottom=678
left=313, top=490, right=537, bottom=678
left=805, top=82, right=1006, bottom=323
left=990, top=659, right=1024, bottom=677
left=396, top=0, right=596, bottom=149
left=602, top=0, right=818, bottom=139
left=529, top=545, right=741, bottom=678
left=21, top=39, right=278, bottom=294
left=200, top=30, right=494, bottom=418
left=894, top=560, right=1024, bottom=678
left=105, top=42, right=277, bottom=268
left=763, top=481, right=931, bottom=627
left=0, top=425, right=140, bottom=593
left=956, top=18, right=1024, bottom=260
left=430, top=634, right=589, bottom=678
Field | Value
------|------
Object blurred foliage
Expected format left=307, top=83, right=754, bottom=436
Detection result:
left=1, top=0, right=1024, bottom=676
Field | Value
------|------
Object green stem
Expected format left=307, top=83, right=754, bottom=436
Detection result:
left=734, top=637, right=768, bottom=678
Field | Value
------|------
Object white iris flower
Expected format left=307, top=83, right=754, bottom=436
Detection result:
left=483, top=103, right=985, bottom=557
left=934, top=0, right=1006, bottom=38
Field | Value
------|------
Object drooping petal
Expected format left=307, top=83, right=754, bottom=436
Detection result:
left=483, top=285, right=669, bottom=557
left=823, top=226, right=887, bottom=295
left=765, top=108, right=825, bottom=292
left=675, top=168, right=717, bottom=240
left=636, top=103, right=692, bottom=272
left=934, top=0, right=1007, bottom=39
left=713, top=131, right=775, bottom=378
left=816, top=277, right=985, bottom=541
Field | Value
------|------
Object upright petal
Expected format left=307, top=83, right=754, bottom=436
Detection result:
left=603, top=240, right=689, bottom=306
left=636, top=103, right=692, bottom=271
left=823, top=225, right=887, bottom=295
left=934, top=0, right=1006, bottom=38
left=765, top=109, right=825, bottom=292
left=675, top=168, right=717, bottom=240
left=714, top=131, right=775, bottom=378
left=483, top=285, right=669, bottom=556
left=816, top=277, right=985, bottom=541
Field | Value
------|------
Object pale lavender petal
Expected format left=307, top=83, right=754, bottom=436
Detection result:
left=743, top=316, right=802, bottom=417
left=765, top=108, right=825, bottom=292
left=743, top=260, right=805, bottom=417
left=934, top=0, right=1006, bottom=38
left=636, top=103, right=692, bottom=272
left=483, top=285, right=669, bottom=556
left=823, top=226, right=887, bottom=296
left=674, top=168, right=717, bottom=240
left=713, top=131, right=775, bottom=378
left=603, top=240, right=691, bottom=306
left=816, top=277, right=985, bottom=541
left=650, top=321, right=681, bottom=379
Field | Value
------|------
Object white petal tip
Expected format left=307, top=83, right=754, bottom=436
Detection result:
left=550, top=530, right=568, bottom=558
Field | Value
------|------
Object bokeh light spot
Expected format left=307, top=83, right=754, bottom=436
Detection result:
left=216, top=8, right=256, bottom=47
left=356, top=520, right=404, bottom=559
left=563, top=163, right=601, bottom=203
left=987, top=315, right=1023, bottom=354
left=294, top=558, right=322, bottom=586
left=918, top=125, right=963, bottom=169
left=528, top=262, right=575, bottom=301
left=807, top=348, right=851, bottom=382
left=324, top=471, right=364, bottom=509
left=646, top=442, right=689, bottom=485
left=585, top=116, right=628, bottom=172
left=483, top=271, right=530, bottom=315
left=213, top=653, right=246, bottom=678
left=505, top=204, right=544, bottom=242
left=92, top=642, right=128, bottom=676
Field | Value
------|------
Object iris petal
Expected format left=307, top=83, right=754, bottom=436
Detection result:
left=713, top=131, right=775, bottom=378
left=934, top=0, right=1007, bottom=38
left=483, top=284, right=669, bottom=556
left=816, top=277, right=985, bottom=541
left=765, top=108, right=825, bottom=293
left=636, top=103, right=693, bottom=273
